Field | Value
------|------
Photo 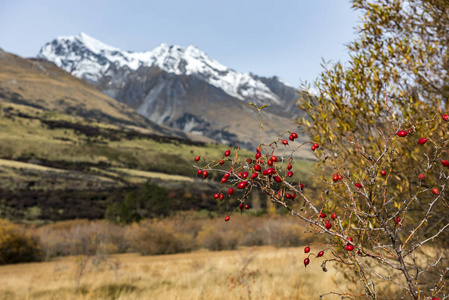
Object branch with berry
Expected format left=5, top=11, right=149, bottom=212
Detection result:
left=193, top=104, right=448, bottom=299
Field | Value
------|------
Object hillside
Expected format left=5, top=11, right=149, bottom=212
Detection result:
left=0, top=48, right=191, bottom=139
left=0, top=48, right=314, bottom=222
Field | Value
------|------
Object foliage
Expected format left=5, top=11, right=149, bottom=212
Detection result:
left=0, top=219, right=42, bottom=264
left=196, top=223, right=243, bottom=251
left=127, top=219, right=196, bottom=255
left=34, top=219, right=127, bottom=258
left=288, top=0, right=449, bottom=296
left=3, top=215, right=312, bottom=262
left=291, top=2, right=449, bottom=297
left=105, top=182, right=170, bottom=223
left=298, top=0, right=449, bottom=242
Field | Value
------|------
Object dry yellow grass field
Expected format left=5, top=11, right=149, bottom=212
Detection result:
left=0, top=246, right=354, bottom=300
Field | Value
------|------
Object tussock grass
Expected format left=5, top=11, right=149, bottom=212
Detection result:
left=0, top=247, right=352, bottom=299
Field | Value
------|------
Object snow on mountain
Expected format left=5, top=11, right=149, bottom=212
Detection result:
left=38, top=33, right=280, bottom=105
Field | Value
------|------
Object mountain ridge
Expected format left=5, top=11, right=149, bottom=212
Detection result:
left=37, top=33, right=307, bottom=152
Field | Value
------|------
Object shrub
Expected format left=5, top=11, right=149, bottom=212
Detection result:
left=105, top=182, right=170, bottom=223
left=197, top=223, right=243, bottom=251
left=34, top=219, right=127, bottom=259
left=241, top=216, right=313, bottom=247
left=195, top=106, right=449, bottom=299
left=0, top=219, right=42, bottom=264
left=127, top=219, right=196, bottom=255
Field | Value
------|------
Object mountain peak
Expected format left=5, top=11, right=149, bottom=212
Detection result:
left=38, top=33, right=283, bottom=104
left=74, top=32, right=120, bottom=53
left=35, top=33, right=303, bottom=148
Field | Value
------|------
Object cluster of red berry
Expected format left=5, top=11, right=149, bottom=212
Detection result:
left=396, top=122, right=449, bottom=196
left=194, top=131, right=310, bottom=222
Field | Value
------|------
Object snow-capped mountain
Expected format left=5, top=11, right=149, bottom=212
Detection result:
left=39, top=33, right=285, bottom=106
left=38, top=33, right=304, bottom=149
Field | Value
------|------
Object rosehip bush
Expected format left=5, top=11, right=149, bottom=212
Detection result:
left=292, top=1, right=449, bottom=297
left=193, top=101, right=449, bottom=299
left=192, top=1, right=449, bottom=298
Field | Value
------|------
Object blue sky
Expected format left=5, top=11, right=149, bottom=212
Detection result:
left=0, top=0, right=361, bottom=86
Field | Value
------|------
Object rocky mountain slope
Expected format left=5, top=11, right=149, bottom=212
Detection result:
left=38, top=33, right=306, bottom=150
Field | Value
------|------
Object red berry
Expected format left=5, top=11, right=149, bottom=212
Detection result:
left=219, top=159, right=225, bottom=165
left=239, top=203, right=244, bottom=210
left=442, top=160, right=449, bottom=167
left=282, top=139, right=288, bottom=145
left=271, top=156, right=278, bottom=162
left=304, top=258, right=310, bottom=266
left=319, top=213, right=326, bottom=218
left=286, top=194, right=291, bottom=199
left=242, top=171, right=249, bottom=179
left=355, top=183, right=362, bottom=188
left=237, top=172, right=243, bottom=178
left=345, top=245, right=354, bottom=251
left=443, top=114, right=449, bottom=121
left=338, top=174, right=343, bottom=180
left=299, top=183, right=304, bottom=190
left=255, top=152, right=261, bottom=159
left=246, top=158, right=252, bottom=164
left=332, top=173, right=339, bottom=182
left=228, top=188, right=234, bottom=195
left=291, top=132, right=298, bottom=139
left=418, top=174, right=425, bottom=181
left=289, top=135, right=294, bottom=141
left=287, top=171, right=293, bottom=177
left=325, top=223, right=332, bottom=229
left=290, top=193, right=295, bottom=200
left=313, top=143, right=319, bottom=149
left=304, top=246, right=310, bottom=253
left=267, top=159, right=273, bottom=166
left=254, top=164, right=261, bottom=172
left=221, top=177, right=228, bottom=183
left=273, top=176, right=282, bottom=183
left=219, top=194, right=224, bottom=201
left=418, top=138, right=428, bottom=144
left=244, top=204, right=249, bottom=210
left=251, top=173, right=258, bottom=179
left=381, top=170, right=387, bottom=176
left=432, top=188, right=440, bottom=195
left=432, top=297, right=440, bottom=300
left=347, top=237, right=353, bottom=242
left=214, top=193, right=219, bottom=199
left=225, top=216, right=230, bottom=222
left=397, top=130, right=408, bottom=137
left=237, top=181, right=247, bottom=189
left=331, top=212, right=337, bottom=220
left=311, top=145, right=316, bottom=151
left=266, top=168, right=274, bottom=175
left=394, top=217, right=401, bottom=224
left=224, top=150, right=231, bottom=156
left=194, top=156, right=200, bottom=162
left=197, top=169, right=203, bottom=175
left=317, top=251, right=324, bottom=257
left=287, top=164, right=292, bottom=170
left=256, top=146, right=262, bottom=152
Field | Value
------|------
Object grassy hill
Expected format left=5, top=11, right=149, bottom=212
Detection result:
left=0, top=49, right=313, bottom=222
